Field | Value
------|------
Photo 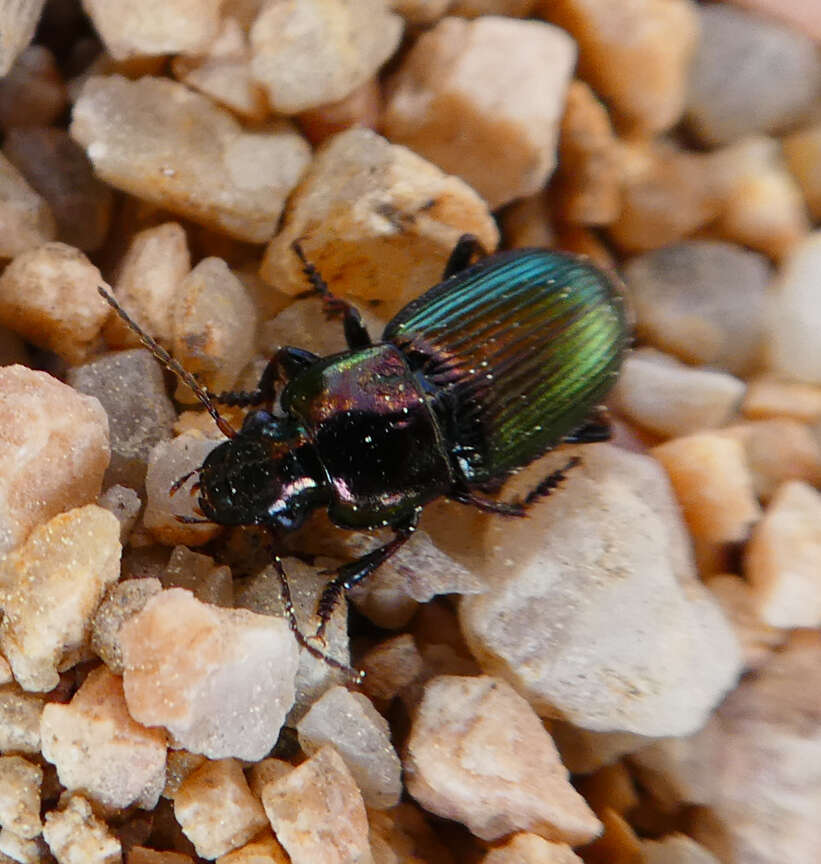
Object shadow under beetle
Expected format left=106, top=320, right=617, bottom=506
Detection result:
left=99, top=235, right=628, bottom=681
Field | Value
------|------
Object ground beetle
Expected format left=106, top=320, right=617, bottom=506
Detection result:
left=100, top=235, right=628, bottom=679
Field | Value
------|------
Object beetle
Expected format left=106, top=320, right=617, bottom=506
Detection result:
left=99, top=235, right=628, bottom=679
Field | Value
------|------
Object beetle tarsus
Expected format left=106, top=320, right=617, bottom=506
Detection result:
left=521, top=456, right=581, bottom=507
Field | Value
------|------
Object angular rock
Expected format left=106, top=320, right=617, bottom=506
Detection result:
left=623, top=241, right=770, bottom=375
left=360, top=634, right=423, bottom=704
left=0, top=365, right=109, bottom=555
left=42, top=795, right=121, bottom=864
left=162, top=749, right=207, bottom=801
left=261, top=128, right=499, bottom=317
left=260, top=744, right=374, bottom=864
left=0, top=45, right=66, bottom=131
left=120, top=588, right=299, bottom=760
left=0, top=826, right=42, bottom=862
left=460, top=445, right=741, bottom=736
left=0, top=685, right=44, bottom=753
left=0, top=0, right=47, bottom=76
left=92, top=578, right=163, bottom=674
left=174, top=759, right=267, bottom=860
left=162, top=546, right=232, bottom=608
left=384, top=16, right=576, bottom=209
left=783, top=123, right=821, bottom=222
left=297, top=686, right=402, bottom=809
left=405, top=675, right=601, bottom=843
left=0, top=756, right=41, bottom=840
left=71, top=75, right=311, bottom=242
left=40, top=666, right=167, bottom=811
left=686, top=4, right=821, bottom=146
left=215, top=830, right=290, bottom=864
left=726, top=0, right=821, bottom=40
left=97, top=484, right=142, bottom=543
left=250, top=0, right=402, bottom=113
left=0, top=152, right=56, bottom=258
left=480, top=833, right=582, bottom=863
left=0, top=505, right=120, bottom=692
left=298, top=78, right=381, bottom=147
left=743, top=375, right=821, bottom=423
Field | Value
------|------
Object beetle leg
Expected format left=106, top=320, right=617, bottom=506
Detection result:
left=563, top=407, right=612, bottom=444
left=292, top=241, right=373, bottom=350
left=442, top=234, right=487, bottom=279
left=314, top=511, right=421, bottom=641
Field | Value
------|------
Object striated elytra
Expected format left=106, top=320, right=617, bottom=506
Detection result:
left=100, top=234, right=629, bottom=678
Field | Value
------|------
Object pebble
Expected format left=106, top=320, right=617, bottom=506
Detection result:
left=0, top=45, right=66, bottom=131
left=0, top=0, right=46, bottom=75
left=0, top=152, right=56, bottom=258
left=652, top=433, right=761, bottom=544
left=0, top=756, right=42, bottom=840
left=641, top=835, right=720, bottom=864
left=0, top=241, right=111, bottom=363
left=384, top=16, right=576, bottom=209
left=0, top=365, right=110, bottom=556
left=686, top=4, right=821, bottom=146
left=261, top=128, right=499, bottom=317
left=576, top=763, right=638, bottom=818
left=631, top=630, right=821, bottom=864
left=480, top=833, right=582, bottom=863
left=727, top=0, right=821, bottom=41
left=767, top=231, right=821, bottom=383
left=120, top=588, right=299, bottom=760
left=250, top=0, right=403, bottom=114
left=40, top=666, right=167, bottom=811
left=71, top=75, right=311, bottom=243
left=405, top=675, right=600, bottom=844
left=67, top=349, right=177, bottom=490
left=97, top=484, right=142, bottom=543
left=367, top=801, right=456, bottom=864
left=544, top=0, right=699, bottom=134
left=260, top=744, right=374, bottom=864
left=623, top=241, right=770, bottom=375
left=143, top=434, right=222, bottom=547
left=173, top=257, right=258, bottom=396
left=162, top=546, right=233, bottom=608
left=297, top=686, right=402, bottom=810
left=610, top=349, right=745, bottom=439
left=128, top=850, right=195, bottom=864
left=744, top=480, right=821, bottom=628
left=216, top=831, right=290, bottom=864
left=42, top=795, right=121, bottom=864
left=0, top=686, right=44, bottom=753
left=460, top=445, right=741, bottom=737
left=742, top=374, right=821, bottom=423
left=0, top=505, right=120, bottom=692
left=360, top=634, right=423, bottom=704
left=783, top=123, right=821, bottom=222
left=390, top=0, right=451, bottom=26
left=174, top=759, right=268, bottom=860
left=3, top=127, right=113, bottom=252
left=297, top=79, right=381, bottom=147
left=83, top=0, right=223, bottom=60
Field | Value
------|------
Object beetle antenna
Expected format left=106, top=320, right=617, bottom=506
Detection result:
left=98, top=286, right=236, bottom=439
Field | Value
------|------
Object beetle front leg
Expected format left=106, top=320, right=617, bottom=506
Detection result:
left=443, top=234, right=487, bottom=279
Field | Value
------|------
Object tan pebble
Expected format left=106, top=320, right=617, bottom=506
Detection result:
left=641, top=834, right=720, bottom=864
left=0, top=505, right=120, bottom=692
left=250, top=0, right=402, bottom=114
left=174, top=759, right=268, bottom=860
left=580, top=808, right=641, bottom=864
left=783, top=122, right=821, bottom=221
left=0, top=153, right=56, bottom=258
left=298, top=78, right=381, bottom=147
left=0, top=654, right=11, bottom=685
left=0, top=45, right=67, bottom=131
left=384, top=16, right=576, bottom=210
left=127, top=847, right=195, bottom=864
left=451, top=0, right=537, bottom=14
left=0, top=826, right=42, bottom=863
left=83, top=0, right=223, bottom=60
left=247, top=758, right=293, bottom=800
left=361, top=633, right=423, bottom=703
left=162, top=546, right=233, bottom=608
left=0, top=242, right=111, bottom=363
left=575, top=763, right=638, bottom=818
left=480, top=833, right=582, bottom=863
left=261, top=128, right=499, bottom=317
left=261, top=744, right=374, bottom=864
left=42, top=795, right=121, bottom=864
left=162, top=750, right=207, bottom=801
left=71, top=75, right=311, bottom=243
left=743, top=374, right=821, bottom=423
left=367, top=801, right=456, bottom=864
left=652, top=433, right=761, bottom=544
left=0, top=685, right=44, bottom=752
left=500, top=194, right=555, bottom=250
left=216, top=829, right=290, bottom=863
left=390, top=0, right=451, bottom=26
left=97, top=485, right=142, bottom=544
left=0, top=756, right=42, bottom=840
left=0, top=0, right=47, bottom=76
left=91, top=578, right=162, bottom=674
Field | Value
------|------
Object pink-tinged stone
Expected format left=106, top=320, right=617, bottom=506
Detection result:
left=0, top=366, right=109, bottom=556
left=0, top=685, right=44, bottom=753
left=42, top=795, right=121, bottom=864
left=215, top=830, right=290, bottom=863
left=0, top=152, right=56, bottom=258
left=0, top=756, right=42, bottom=840
left=481, top=833, right=583, bottom=863
left=40, top=666, right=167, bottom=811
left=0, top=505, right=120, bottom=692
left=120, top=588, right=299, bottom=760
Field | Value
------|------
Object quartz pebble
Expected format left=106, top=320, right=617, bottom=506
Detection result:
left=405, top=675, right=600, bottom=844
left=0, top=152, right=56, bottom=258
left=0, top=686, right=44, bottom=753
left=783, top=123, right=821, bottom=221
left=460, top=445, right=741, bottom=737
left=0, top=505, right=120, bottom=692
left=384, top=16, right=575, bottom=209
left=686, top=4, right=821, bottom=146
left=0, top=0, right=47, bottom=75
left=631, top=631, right=821, bottom=864
left=260, top=744, right=374, bottom=864
left=0, top=45, right=66, bottom=131
left=367, top=802, right=456, bottom=864
left=360, top=634, right=423, bottom=704
left=40, top=666, right=167, bottom=811
left=743, top=375, right=821, bottom=423
left=744, top=480, right=821, bottom=628
left=652, top=434, right=761, bottom=544
left=250, top=0, right=402, bottom=114
left=0, top=365, right=109, bottom=555
left=610, top=349, right=745, bottom=439
left=67, top=349, right=177, bottom=490
left=0, top=826, right=42, bottom=862
left=581, top=808, right=641, bottom=864
left=174, top=759, right=267, bottom=860
left=623, top=241, right=770, bottom=375
left=261, top=128, right=499, bottom=316
left=216, top=831, right=290, bottom=864
left=641, top=835, right=720, bottom=864
left=83, top=0, right=223, bottom=60
left=480, top=833, right=582, bottom=863
left=297, top=78, right=381, bottom=147
left=162, top=546, right=233, bottom=608
left=727, top=0, right=821, bottom=41
left=42, top=795, right=121, bottom=864
left=71, top=75, right=311, bottom=243
left=297, top=686, right=402, bottom=809
left=544, top=0, right=699, bottom=134
left=0, top=241, right=111, bottom=363
left=767, top=232, right=821, bottom=383
left=120, top=588, right=299, bottom=760
left=97, top=484, right=142, bottom=543
left=0, top=756, right=42, bottom=840
left=4, top=127, right=113, bottom=252
left=162, top=750, right=207, bottom=801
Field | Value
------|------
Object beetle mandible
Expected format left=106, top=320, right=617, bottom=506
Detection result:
left=100, top=235, right=629, bottom=680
